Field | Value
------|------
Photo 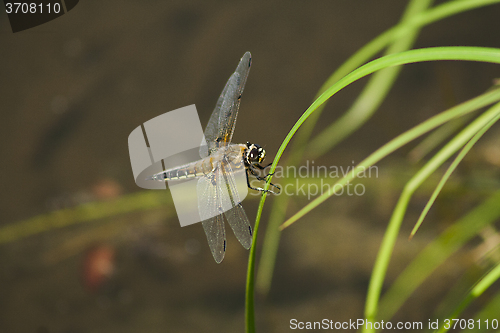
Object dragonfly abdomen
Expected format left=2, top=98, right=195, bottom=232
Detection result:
left=150, top=156, right=217, bottom=181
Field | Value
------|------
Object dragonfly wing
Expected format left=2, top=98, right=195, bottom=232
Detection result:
left=201, top=216, right=225, bottom=263
left=217, top=52, right=251, bottom=147
left=225, top=204, right=252, bottom=250
left=201, top=52, right=252, bottom=157
left=197, top=171, right=226, bottom=263
left=203, top=72, right=239, bottom=156
left=201, top=74, right=234, bottom=157
left=220, top=157, right=252, bottom=250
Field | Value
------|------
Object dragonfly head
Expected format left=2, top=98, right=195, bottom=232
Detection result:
left=245, top=142, right=266, bottom=164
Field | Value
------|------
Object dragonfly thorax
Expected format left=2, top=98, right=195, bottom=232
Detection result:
left=244, top=142, right=266, bottom=166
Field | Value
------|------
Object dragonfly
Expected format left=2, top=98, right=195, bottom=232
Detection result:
left=147, top=52, right=279, bottom=263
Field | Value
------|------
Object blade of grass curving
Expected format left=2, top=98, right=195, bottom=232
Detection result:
left=434, top=262, right=500, bottom=333
left=270, top=88, right=500, bottom=326
left=432, top=263, right=486, bottom=324
left=363, top=102, right=500, bottom=332
left=280, top=82, right=500, bottom=231
left=314, top=0, right=500, bottom=106
left=375, top=189, right=500, bottom=324
left=250, top=3, right=500, bottom=328
left=278, top=47, right=500, bottom=205
left=308, top=0, right=500, bottom=157
left=410, top=111, right=500, bottom=239
left=297, top=0, right=500, bottom=159
left=408, top=114, right=474, bottom=163
left=255, top=0, right=500, bottom=296
left=245, top=200, right=259, bottom=333
left=255, top=188, right=289, bottom=295
left=256, top=0, right=431, bottom=295
left=472, top=291, right=500, bottom=332
left=248, top=47, right=500, bottom=331
left=304, top=0, right=432, bottom=158
left=246, top=183, right=285, bottom=332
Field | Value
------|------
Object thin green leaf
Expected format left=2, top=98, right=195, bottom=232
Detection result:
left=364, top=102, right=500, bottom=332
left=410, top=111, right=500, bottom=238
left=435, top=263, right=500, bottom=333
left=378, top=189, right=500, bottom=323
left=0, top=191, right=169, bottom=244
left=256, top=0, right=433, bottom=297
left=281, top=84, right=500, bottom=230
left=408, top=114, right=474, bottom=162
left=255, top=0, right=500, bottom=298
left=308, top=0, right=500, bottom=157
left=472, top=291, right=500, bottom=332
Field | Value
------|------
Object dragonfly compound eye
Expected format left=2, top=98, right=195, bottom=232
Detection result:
left=248, top=148, right=260, bottom=161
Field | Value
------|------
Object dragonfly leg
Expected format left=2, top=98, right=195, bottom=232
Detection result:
left=248, top=165, right=267, bottom=180
left=246, top=168, right=281, bottom=194
left=246, top=169, right=274, bottom=194
left=249, top=164, right=277, bottom=181
left=253, top=162, right=272, bottom=170
left=254, top=163, right=279, bottom=180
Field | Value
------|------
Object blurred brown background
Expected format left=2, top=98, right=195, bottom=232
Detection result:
left=1, top=1, right=500, bottom=332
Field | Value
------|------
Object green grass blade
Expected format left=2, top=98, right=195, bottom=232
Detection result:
left=255, top=0, right=500, bottom=298
left=245, top=186, right=273, bottom=333
left=277, top=97, right=500, bottom=329
left=256, top=0, right=434, bottom=297
left=281, top=84, right=500, bottom=230
left=0, top=191, right=170, bottom=244
left=255, top=189, right=289, bottom=295
left=248, top=2, right=500, bottom=330
left=364, top=103, right=500, bottom=331
left=378, top=190, right=500, bottom=322
left=408, top=114, right=474, bottom=162
left=435, top=263, right=500, bottom=333
left=410, top=111, right=500, bottom=238
left=314, top=0, right=500, bottom=105
left=274, top=47, right=500, bottom=202
left=472, top=291, right=500, bottom=332
left=308, top=0, right=500, bottom=157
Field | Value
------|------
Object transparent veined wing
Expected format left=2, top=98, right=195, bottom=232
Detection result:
left=224, top=205, right=252, bottom=250
left=197, top=52, right=253, bottom=263
left=200, top=72, right=239, bottom=158
left=201, top=52, right=252, bottom=158
left=217, top=52, right=251, bottom=147
left=220, top=155, right=252, bottom=249
left=197, top=170, right=226, bottom=263
left=197, top=151, right=251, bottom=261
left=201, top=216, right=226, bottom=263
